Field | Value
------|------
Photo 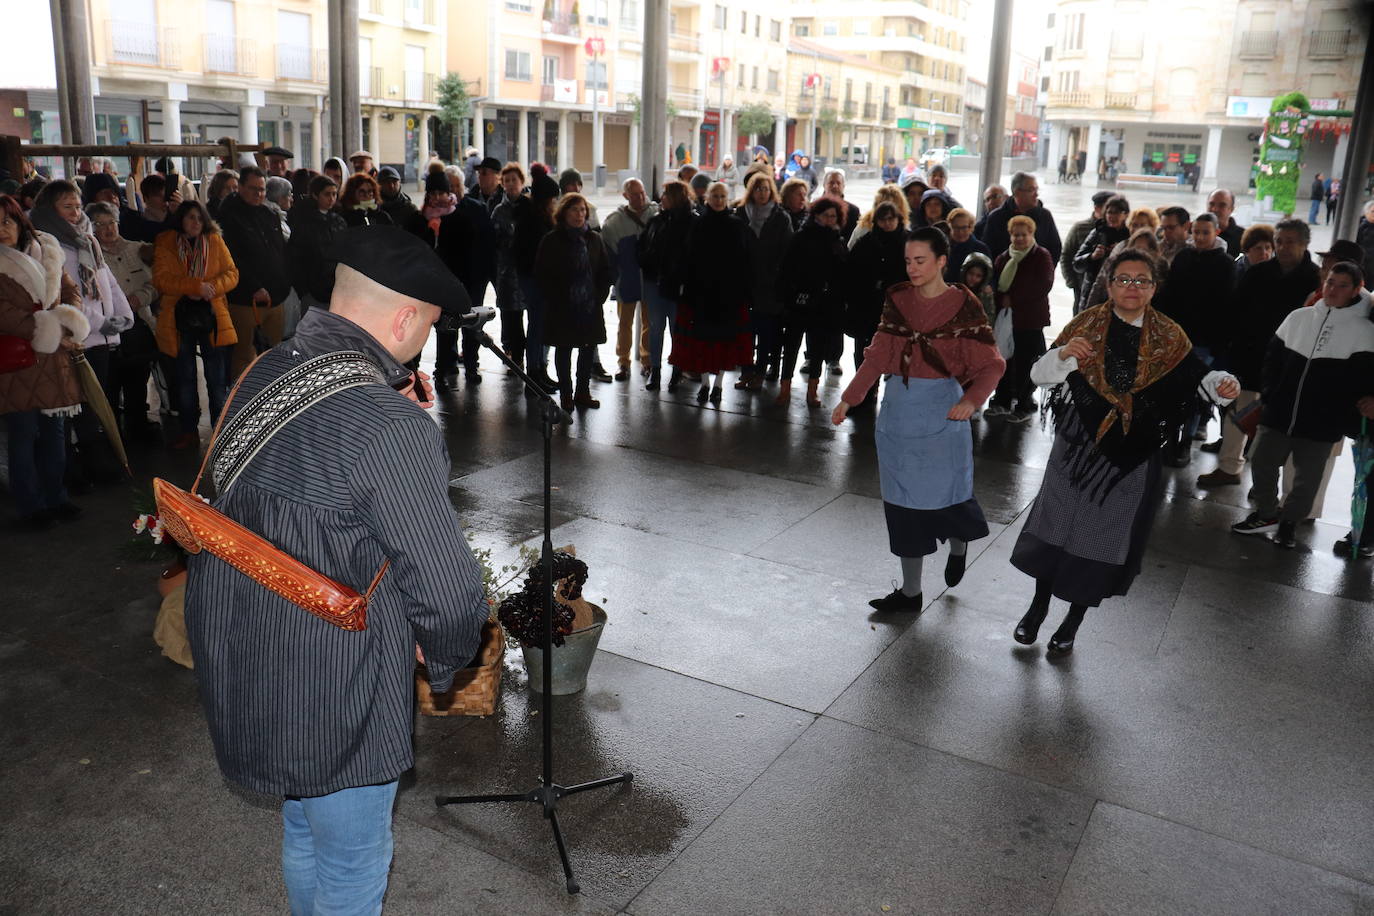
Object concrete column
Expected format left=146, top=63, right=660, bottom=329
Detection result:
left=1050, top=120, right=1069, bottom=178
left=638, top=0, right=669, bottom=190
left=327, top=0, right=343, bottom=156
left=774, top=115, right=786, bottom=160
left=557, top=110, right=571, bottom=170
left=517, top=106, right=529, bottom=165
left=591, top=109, right=604, bottom=186
left=1333, top=25, right=1374, bottom=239
left=720, top=109, right=733, bottom=162
left=417, top=114, right=431, bottom=178
left=535, top=113, right=546, bottom=164
left=1202, top=125, right=1223, bottom=182
left=471, top=104, right=485, bottom=154
left=310, top=101, right=323, bottom=169
left=52, top=0, right=95, bottom=144
left=338, top=0, right=362, bottom=157
left=1084, top=121, right=1102, bottom=183
left=1330, top=130, right=1350, bottom=181
left=239, top=106, right=260, bottom=144
left=628, top=117, right=639, bottom=171
left=161, top=96, right=184, bottom=170
left=692, top=116, right=704, bottom=164
left=978, top=0, right=1012, bottom=217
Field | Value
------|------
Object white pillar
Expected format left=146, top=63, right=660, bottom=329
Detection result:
left=161, top=98, right=183, bottom=167
left=417, top=114, right=431, bottom=180
left=1084, top=121, right=1102, bottom=181
left=472, top=104, right=485, bottom=155
left=774, top=115, right=786, bottom=160
left=535, top=113, right=545, bottom=164
left=517, top=107, right=529, bottom=165
left=1050, top=121, right=1069, bottom=177
left=591, top=109, right=604, bottom=180
left=310, top=100, right=323, bottom=170
left=692, top=116, right=704, bottom=164
left=720, top=109, right=733, bottom=163
left=1202, top=125, right=1223, bottom=182
left=238, top=106, right=259, bottom=144
left=557, top=110, right=571, bottom=170
left=1331, top=130, right=1350, bottom=181
left=628, top=117, right=640, bottom=171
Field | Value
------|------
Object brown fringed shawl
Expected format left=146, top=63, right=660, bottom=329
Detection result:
left=1052, top=304, right=1192, bottom=443
left=876, top=282, right=996, bottom=385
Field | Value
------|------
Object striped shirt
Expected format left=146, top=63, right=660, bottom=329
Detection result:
left=185, top=308, right=488, bottom=797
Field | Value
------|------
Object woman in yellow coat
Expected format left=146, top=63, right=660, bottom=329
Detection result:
left=153, top=199, right=239, bottom=449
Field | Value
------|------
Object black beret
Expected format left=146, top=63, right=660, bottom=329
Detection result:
left=329, top=226, right=471, bottom=316
left=478, top=156, right=502, bottom=172
left=377, top=165, right=401, bottom=180
left=1091, top=190, right=1114, bottom=206
left=263, top=146, right=294, bottom=159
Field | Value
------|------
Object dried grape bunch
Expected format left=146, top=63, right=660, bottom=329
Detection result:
left=525, top=551, right=589, bottom=602
left=496, top=551, right=587, bottom=648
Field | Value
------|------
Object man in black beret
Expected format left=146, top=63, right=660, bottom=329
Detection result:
left=376, top=165, right=418, bottom=226
left=262, top=146, right=294, bottom=177
left=184, top=224, right=486, bottom=911
left=472, top=156, right=506, bottom=217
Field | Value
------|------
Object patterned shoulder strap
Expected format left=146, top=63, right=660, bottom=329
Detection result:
left=209, top=350, right=386, bottom=494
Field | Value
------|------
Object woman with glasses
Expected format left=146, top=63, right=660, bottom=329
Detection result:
left=1008, top=249, right=1239, bottom=656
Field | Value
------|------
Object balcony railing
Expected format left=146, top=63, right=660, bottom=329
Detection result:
left=668, top=85, right=702, bottom=109
left=1309, top=29, right=1350, bottom=58
left=203, top=35, right=256, bottom=76
left=668, top=30, right=700, bottom=53
left=841, top=100, right=856, bottom=117
left=362, top=66, right=386, bottom=99
left=796, top=97, right=814, bottom=114
left=404, top=71, right=437, bottom=103
left=543, top=12, right=579, bottom=37
left=1238, top=30, right=1278, bottom=58
left=107, top=20, right=179, bottom=68
left=1048, top=90, right=1092, bottom=108
left=275, top=44, right=326, bottom=82
left=1109, top=33, right=1143, bottom=58
left=1105, top=91, right=1137, bottom=109
left=403, top=0, right=436, bottom=26
left=863, top=102, right=877, bottom=119
left=882, top=103, right=895, bottom=121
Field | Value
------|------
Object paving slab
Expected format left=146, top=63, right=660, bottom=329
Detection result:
left=628, top=716, right=1095, bottom=916
left=1052, top=802, right=1374, bottom=916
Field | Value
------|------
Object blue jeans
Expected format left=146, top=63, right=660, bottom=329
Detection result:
left=4, top=410, right=67, bottom=518
left=519, top=275, right=548, bottom=375
left=282, top=781, right=398, bottom=916
left=176, top=330, right=229, bottom=434
left=1308, top=198, right=1322, bottom=223
left=642, top=279, right=678, bottom=370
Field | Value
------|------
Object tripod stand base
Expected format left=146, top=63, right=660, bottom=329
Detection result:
left=436, top=772, right=633, bottom=894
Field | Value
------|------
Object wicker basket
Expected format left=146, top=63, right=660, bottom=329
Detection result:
left=416, top=619, right=505, bottom=716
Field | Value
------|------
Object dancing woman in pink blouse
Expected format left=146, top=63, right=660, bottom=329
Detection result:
left=833, top=227, right=1006, bottom=611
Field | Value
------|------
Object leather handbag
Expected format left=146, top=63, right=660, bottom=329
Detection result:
left=154, top=350, right=389, bottom=631
left=0, top=334, right=36, bottom=374
left=175, top=295, right=215, bottom=334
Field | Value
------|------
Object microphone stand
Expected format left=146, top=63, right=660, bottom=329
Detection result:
left=435, top=320, right=633, bottom=895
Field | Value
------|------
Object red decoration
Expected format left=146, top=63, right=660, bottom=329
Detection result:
left=584, top=37, right=605, bottom=56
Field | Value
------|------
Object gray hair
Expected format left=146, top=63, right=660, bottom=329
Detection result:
left=620, top=177, right=644, bottom=194
left=1009, top=172, right=1037, bottom=192
left=983, top=184, right=1007, bottom=197
left=84, top=201, right=119, bottom=223
left=265, top=176, right=293, bottom=205
left=928, top=164, right=948, bottom=179
left=824, top=167, right=846, bottom=184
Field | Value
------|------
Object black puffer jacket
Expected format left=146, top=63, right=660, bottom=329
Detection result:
left=285, top=198, right=346, bottom=303
left=776, top=220, right=848, bottom=327
left=218, top=194, right=291, bottom=306
left=637, top=204, right=696, bottom=300
left=1227, top=255, right=1321, bottom=390
left=1072, top=220, right=1131, bottom=293
left=682, top=206, right=752, bottom=317
left=735, top=204, right=793, bottom=316
left=844, top=225, right=907, bottom=337
left=512, top=196, right=553, bottom=279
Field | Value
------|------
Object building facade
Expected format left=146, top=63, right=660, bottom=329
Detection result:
left=358, top=0, right=447, bottom=180
left=1042, top=0, right=1365, bottom=193
left=785, top=37, right=903, bottom=166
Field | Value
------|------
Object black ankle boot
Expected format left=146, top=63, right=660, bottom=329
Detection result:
left=645, top=367, right=661, bottom=391
left=1047, top=605, right=1087, bottom=656
left=1014, top=600, right=1050, bottom=645
left=944, top=550, right=966, bottom=587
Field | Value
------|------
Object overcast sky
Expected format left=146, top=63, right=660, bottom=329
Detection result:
left=3, top=14, right=56, bottom=89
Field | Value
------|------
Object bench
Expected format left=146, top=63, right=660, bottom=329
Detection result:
left=1115, top=173, right=1181, bottom=189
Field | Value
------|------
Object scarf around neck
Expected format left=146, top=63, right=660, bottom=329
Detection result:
left=422, top=194, right=457, bottom=240
left=1052, top=303, right=1191, bottom=442
left=876, top=282, right=995, bottom=384
left=997, top=243, right=1032, bottom=292
left=744, top=201, right=775, bottom=235
left=29, top=204, right=105, bottom=299
left=177, top=232, right=209, bottom=278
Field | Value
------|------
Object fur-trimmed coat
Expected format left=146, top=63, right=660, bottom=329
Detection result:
left=0, top=231, right=89, bottom=416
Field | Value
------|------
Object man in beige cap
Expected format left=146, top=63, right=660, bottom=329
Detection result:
left=348, top=150, right=375, bottom=176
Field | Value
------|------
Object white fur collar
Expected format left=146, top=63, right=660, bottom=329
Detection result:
left=0, top=231, right=67, bottom=309
left=0, top=242, right=47, bottom=307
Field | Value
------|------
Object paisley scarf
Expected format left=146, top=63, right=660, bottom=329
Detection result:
left=875, top=282, right=995, bottom=385
left=1052, top=303, right=1192, bottom=443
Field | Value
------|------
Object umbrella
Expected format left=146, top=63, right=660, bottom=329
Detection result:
left=70, top=348, right=131, bottom=477
left=1351, top=418, right=1373, bottom=559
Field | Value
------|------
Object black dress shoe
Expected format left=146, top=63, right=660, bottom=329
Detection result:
left=466, top=371, right=482, bottom=386
left=1014, top=603, right=1050, bottom=645
left=765, top=366, right=779, bottom=382
left=696, top=384, right=710, bottom=404
left=1047, top=607, right=1086, bottom=656
left=944, top=551, right=966, bottom=587
left=645, top=369, right=661, bottom=391
left=1200, top=439, right=1223, bottom=454
left=667, top=368, right=683, bottom=392
left=591, top=367, right=613, bottom=383
left=868, top=588, right=923, bottom=613
left=434, top=373, right=452, bottom=392
left=614, top=367, right=631, bottom=382
left=709, top=386, right=722, bottom=405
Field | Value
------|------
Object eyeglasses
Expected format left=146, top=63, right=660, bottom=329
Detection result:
left=1111, top=275, right=1155, bottom=289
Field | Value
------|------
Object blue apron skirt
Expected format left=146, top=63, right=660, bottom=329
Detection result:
left=875, top=374, right=989, bottom=557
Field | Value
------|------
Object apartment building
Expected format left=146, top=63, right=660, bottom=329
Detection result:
left=1042, top=0, right=1364, bottom=191
left=785, top=38, right=904, bottom=164
left=789, top=0, right=972, bottom=159
left=21, top=0, right=332, bottom=178
left=359, top=0, right=447, bottom=179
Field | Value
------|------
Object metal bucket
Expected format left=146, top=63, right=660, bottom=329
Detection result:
left=520, top=605, right=607, bottom=696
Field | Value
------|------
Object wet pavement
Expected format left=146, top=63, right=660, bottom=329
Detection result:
left=1, top=173, right=1370, bottom=914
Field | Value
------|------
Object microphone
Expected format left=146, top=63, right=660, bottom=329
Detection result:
left=456, top=305, right=497, bottom=328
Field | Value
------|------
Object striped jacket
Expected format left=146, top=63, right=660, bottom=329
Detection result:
left=185, top=307, right=488, bottom=797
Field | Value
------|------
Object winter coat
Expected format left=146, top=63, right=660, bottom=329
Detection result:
left=992, top=245, right=1055, bottom=331
left=981, top=198, right=1063, bottom=271
left=434, top=197, right=497, bottom=291
left=1226, top=255, right=1321, bottom=390
left=0, top=233, right=87, bottom=416
left=535, top=226, right=613, bottom=348
left=471, top=187, right=506, bottom=218
left=491, top=197, right=523, bottom=311
left=636, top=204, right=696, bottom=300
left=52, top=238, right=133, bottom=350
left=836, top=200, right=862, bottom=245
left=286, top=199, right=347, bottom=303
left=1260, top=292, right=1374, bottom=442
left=845, top=225, right=908, bottom=337
left=716, top=162, right=741, bottom=196
left=945, top=236, right=992, bottom=284
left=1218, top=218, right=1244, bottom=256
left=736, top=204, right=793, bottom=317
left=1072, top=220, right=1131, bottom=292
left=151, top=230, right=240, bottom=358
left=340, top=206, right=394, bottom=229
left=379, top=189, right=418, bottom=227
left=100, top=237, right=158, bottom=321
left=783, top=207, right=807, bottom=231
left=1060, top=216, right=1095, bottom=289
left=1357, top=219, right=1374, bottom=288
left=512, top=196, right=554, bottom=279
left=217, top=194, right=291, bottom=307
left=1154, top=245, right=1237, bottom=350
left=682, top=206, right=752, bottom=315
left=794, top=164, right=818, bottom=192
left=776, top=220, right=847, bottom=327
left=601, top=202, right=659, bottom=302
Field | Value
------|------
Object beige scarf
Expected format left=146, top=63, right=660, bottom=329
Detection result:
left=997, top=243, right=1033, bottom=292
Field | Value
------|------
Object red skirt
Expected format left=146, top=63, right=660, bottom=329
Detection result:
left=668, top=301, right=754, bottom=374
